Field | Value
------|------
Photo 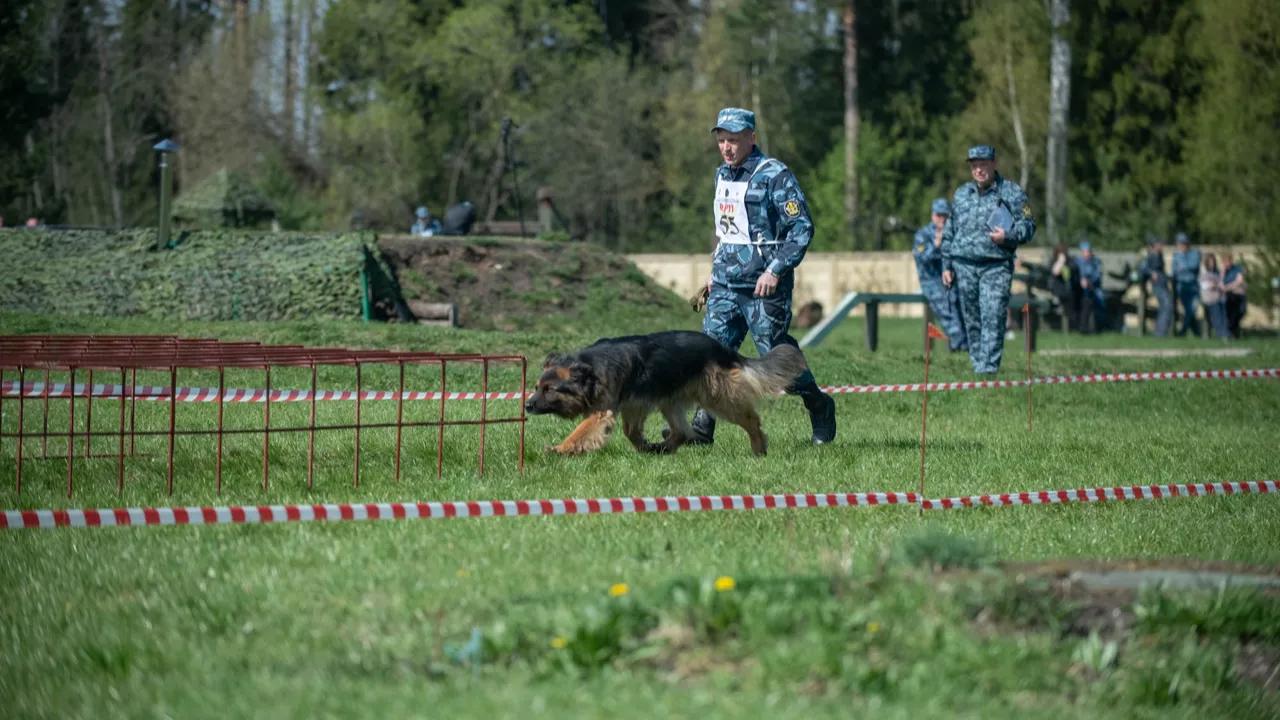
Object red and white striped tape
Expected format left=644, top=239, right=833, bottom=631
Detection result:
left=0, top=491, right=918, bottom=530
left=3, top=368, right=1275, bottom=403
left=920, top=480, right=1278, bottom=510
left=0, top=381, right=521, bottom=403
left=4, top=481, right=1277, bottom=530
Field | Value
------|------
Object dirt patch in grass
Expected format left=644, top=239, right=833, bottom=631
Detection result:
left=377, top=235, right=691, bottom=334
left=956, top=558, right=1280, bottom=694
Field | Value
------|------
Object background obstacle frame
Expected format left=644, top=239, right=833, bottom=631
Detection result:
left=0, top=335, right=527, bottom=498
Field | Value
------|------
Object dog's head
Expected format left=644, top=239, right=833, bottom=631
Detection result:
left=524, top=352, right=597, bottom=418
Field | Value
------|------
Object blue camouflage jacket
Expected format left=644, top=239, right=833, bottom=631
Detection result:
left=711, top=147, right=815, bottom=290
left=1077, top=256, right=1103, bottom=286
left=1172, top=249, right=1201, bottom=286
left=912, top=223, right=945, bottom=281
left=940, top=172, right=1036, bottom=273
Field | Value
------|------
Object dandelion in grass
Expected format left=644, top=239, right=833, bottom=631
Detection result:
left=867, top=622, right=881, bottom=633
left=551, top=636, right=567, bottom=649
left=608, top=583, right=630, bottom=597
left=714, top=576, right=736, bottom=592
left=456, top=569, right=471, bottom=579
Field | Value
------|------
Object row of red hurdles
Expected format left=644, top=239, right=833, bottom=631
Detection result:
left=0, top=335, right=528, bottom=498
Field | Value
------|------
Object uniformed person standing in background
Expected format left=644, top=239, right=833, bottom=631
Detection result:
left=940, top=145, right=1037, bottom=375
left=1172, top=231, right=1202, bottom=337
left=677, top=107, right=837, bottom=447
left=913, top=198, right=968, bottom=351
left=1140, top=235, right=1174, bottom=337
left=1075, top=239, right=1104, bottom=333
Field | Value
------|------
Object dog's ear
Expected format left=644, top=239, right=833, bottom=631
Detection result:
left=542, top=351, right=564, bottom=370
left=568, top=361, right=595, bottom=383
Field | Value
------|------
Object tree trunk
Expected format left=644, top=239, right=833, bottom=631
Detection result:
left=301, top=0, right=318, bottom=153
left=751, top=61, right=764, bottom=153
left=843, top=0, right=859, bottom=247
left=96, top=18, right=123, bottom=227
left=25, top=133, right=44, bottom=212
left=1046, top=0, right=1071, bottom=242
left=484, top=131, right=507, bottom=223
left=235, top=0, right=250, bottom=78
left=1004, top=38, right=1030, bottom=190
left=283, top=0, right=296, bottom=146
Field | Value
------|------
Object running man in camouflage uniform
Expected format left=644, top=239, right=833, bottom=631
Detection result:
left=940, top=145, right=1037, bottom=375
left=913, top=198, right=968, bottom=351
left=676, top=107, right=837, bottom=447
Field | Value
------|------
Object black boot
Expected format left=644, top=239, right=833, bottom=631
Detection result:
left=661, top=408, right=715, bottom=446
left=803, top=391, right=837, bottom=445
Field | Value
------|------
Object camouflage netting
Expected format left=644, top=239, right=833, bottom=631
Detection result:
left=171, top=169, right=278, bottom=229
left=0, top=229, right=401, bottom=322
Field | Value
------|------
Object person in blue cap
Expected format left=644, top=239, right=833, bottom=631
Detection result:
left=1140, top=235, right=1173, bottom=337
left=940, top=145, right=1037, bottom=375
left=913, top=198, right=967, bottom=351
left=411, top=206, right=441, bottom=237
left=671, top=107, right=836, bottom=447
left=1075, top=239, right=1105, bottom=333
left=1171, top=231, right=1202, bottom=337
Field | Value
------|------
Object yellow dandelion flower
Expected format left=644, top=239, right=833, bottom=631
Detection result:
left=714, top=576, right=736, bottom=592
left=866, top=622, right=881, bottom=633
left=551, top=636, right=567, bottom=649
left=456, top=569, right=471, bottom=579
left=608, top=583, right=630, bottom=597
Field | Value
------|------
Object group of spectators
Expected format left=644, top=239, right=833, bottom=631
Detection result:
left=1043, top=233, right=1247, bottom=339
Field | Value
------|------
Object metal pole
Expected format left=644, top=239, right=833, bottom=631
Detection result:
left=158, top=152, right=172, bottom=250
left=154, top=139, right=181, bottom=251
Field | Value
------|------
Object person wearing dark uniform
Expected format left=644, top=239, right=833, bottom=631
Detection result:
left=1076, top=240, right=1104, bottom=333
left=1222, top=253, right=1247, bottom=338
left=940, top=145, right=1037, bottom=375
left=1140, top=235, right=1174, bottom=338
left=679, top=107, right=836, bottom=447
left=913, top=198, right=968, bottom=351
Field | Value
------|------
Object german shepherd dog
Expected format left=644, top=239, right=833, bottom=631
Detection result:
left=525, top=330, right=807, bottom=457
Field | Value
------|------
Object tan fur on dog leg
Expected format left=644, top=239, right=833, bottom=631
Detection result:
left=547, top=410, right=615, bottom=455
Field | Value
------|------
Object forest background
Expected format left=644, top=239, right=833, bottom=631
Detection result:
left=2, top=0, right=1277, bottom=254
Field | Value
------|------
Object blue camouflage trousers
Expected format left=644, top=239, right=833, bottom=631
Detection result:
left=920, top=278, right=967, bottom=350
left=1152, top=280, right=1173, bottom=337
left=953, top=260, right=1013, bottom=375
left=1177, top=283, right=1202, bottom=337
left=703, top=283, right=820, bottom=396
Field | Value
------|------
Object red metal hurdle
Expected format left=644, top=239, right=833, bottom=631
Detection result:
left=0, top=335, right=527, bottom=498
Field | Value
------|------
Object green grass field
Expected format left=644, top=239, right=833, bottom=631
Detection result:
left=2, top=310, right=1279, bottom=718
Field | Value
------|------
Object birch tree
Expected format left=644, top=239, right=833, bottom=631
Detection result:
left=1045, top=0, right=1070, bottom=243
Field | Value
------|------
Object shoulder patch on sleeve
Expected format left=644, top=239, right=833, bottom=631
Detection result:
left=1021, top=203, right=1033, bottom=218
left=783, top=200, right=800, bottom=218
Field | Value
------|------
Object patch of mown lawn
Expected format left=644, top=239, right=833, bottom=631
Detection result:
left=1, top=312, right=1278, bottom=717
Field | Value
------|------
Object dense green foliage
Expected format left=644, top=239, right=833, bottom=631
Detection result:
left=2, top=0, right=1278, bottom=251
left=171, top=169, right=279, bottom=230
left=0, top=229, right=381, bottom=321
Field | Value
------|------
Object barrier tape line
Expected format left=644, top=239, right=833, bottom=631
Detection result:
left=3, top=368, right=1276, bottom=403
left=0, top=492, right=918, bottom=530
left=4, top=481, right=1277, bottom=530
left=920, top=481, right=1279, bottom=510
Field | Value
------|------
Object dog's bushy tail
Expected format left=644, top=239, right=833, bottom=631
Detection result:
left=736, top=345, right=809, bottom=398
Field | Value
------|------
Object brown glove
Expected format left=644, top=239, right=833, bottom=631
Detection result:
left=689, top=285, right=709, bottom=313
